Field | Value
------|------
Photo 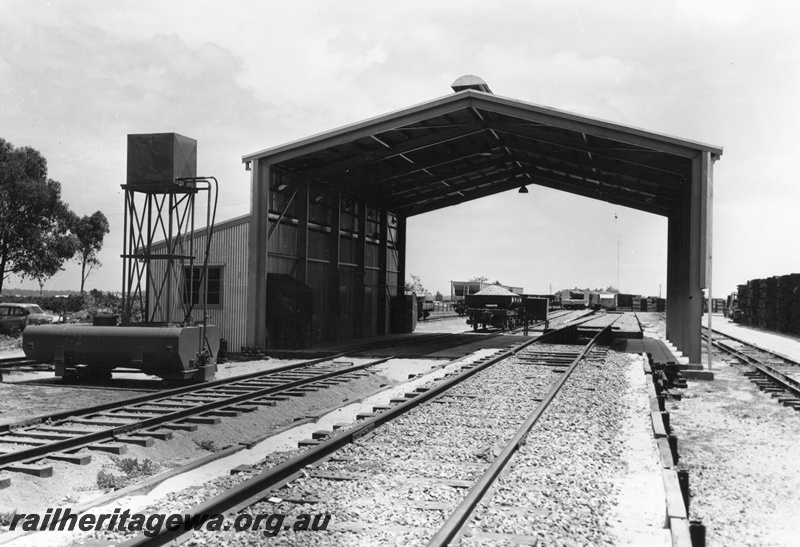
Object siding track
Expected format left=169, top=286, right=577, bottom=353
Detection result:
left=117, top=324, right=613, bottom=546
left=0, top=355, right=391, bottom=485
left=706, top=327, right=800, bottom=410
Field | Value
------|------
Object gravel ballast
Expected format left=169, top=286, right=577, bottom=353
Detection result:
left=458, top=349, right=668, bottom=547
left=34, top=343, right=675, bottom=547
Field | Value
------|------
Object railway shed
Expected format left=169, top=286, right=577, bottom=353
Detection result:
left=168, top=76, right=722, bottom=363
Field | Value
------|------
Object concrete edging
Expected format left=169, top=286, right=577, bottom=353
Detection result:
left=642, top=353, right=703, bottom=547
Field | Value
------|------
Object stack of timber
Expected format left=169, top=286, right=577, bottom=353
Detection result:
left=639, top=297, right=666, bottom=312
left=616, top=293, right=641, bottom=311
left=736, top=273, right=800, bottom=335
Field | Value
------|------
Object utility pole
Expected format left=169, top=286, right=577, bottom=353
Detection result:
left=616, top=237, right=621, bottom=291
left=659, top=284, right=662, bottom=298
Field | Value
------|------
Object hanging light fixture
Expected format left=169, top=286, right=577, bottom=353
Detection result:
left=518, top=173, right=532, bottom=194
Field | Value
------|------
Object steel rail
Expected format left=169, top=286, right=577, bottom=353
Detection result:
left=703, top=327, right=800, bottom=367
left=120, top=333, right=546, bottom=546
left=0, top=330, right=496, bottom=436
left=505, top=309, right=593, bottom=335
left=427, top=325, right=613, bottom=546
left=0, top=353, right=349, bottom=433
left=0, top=356, right=39, bottom=369
left=704, top=329, right=800, bottom=398
left=0, top=357, right=392, bottom=468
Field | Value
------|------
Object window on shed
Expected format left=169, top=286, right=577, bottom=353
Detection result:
left=183, top=266, right=223, bottom=307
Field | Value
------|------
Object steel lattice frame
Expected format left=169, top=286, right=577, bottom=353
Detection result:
left=120, top=184, right=198, bottom=324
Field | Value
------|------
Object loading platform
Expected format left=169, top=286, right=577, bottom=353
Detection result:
left=618, top=338, right=683, bottom=366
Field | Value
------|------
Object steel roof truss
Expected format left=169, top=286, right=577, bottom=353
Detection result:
left=494, top=130, right=691, bottom=185
left=526, top=169, right=672, bottom=216
left=400, top=173, right=528, bottom=216
left=509, top=148, right=683, bottom=199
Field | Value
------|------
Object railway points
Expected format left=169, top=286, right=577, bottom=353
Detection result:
left=3, top=311, right=799, bottom=546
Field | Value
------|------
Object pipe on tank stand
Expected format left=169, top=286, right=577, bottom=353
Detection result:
left=199, top=176, right=218, bottom=367
left=177, top=175, right=219, bottom=370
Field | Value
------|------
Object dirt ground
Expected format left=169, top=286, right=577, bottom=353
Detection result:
left=0, top=381, right=146, bottom=426
left=0, top=367, right=394, bottom=518
left=634, top=312, right=800, bottom=546
left=667, top=348, right=800, bottom=547
left=0, top=332, right=21, bottom=354
left=0, top=352, right=448, bottom=519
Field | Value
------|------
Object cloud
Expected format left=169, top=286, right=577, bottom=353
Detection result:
left=1, top=0, right=798, bottom=296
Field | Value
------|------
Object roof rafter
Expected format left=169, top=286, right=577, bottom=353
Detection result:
left=243, top=88, right=721, bottom=219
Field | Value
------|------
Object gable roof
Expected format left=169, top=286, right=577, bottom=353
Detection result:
left=243, top=79, right=722, bottom=218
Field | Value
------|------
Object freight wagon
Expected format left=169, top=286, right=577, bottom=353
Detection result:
left=465, top=286, right=522, bottom=331
left=417, top=295, right=434, bottom=320
left=561, top=290, right=587, bottom=310
left=522, top=294, right=561, bottom=311
left=589, top=292, right=617, bottom=311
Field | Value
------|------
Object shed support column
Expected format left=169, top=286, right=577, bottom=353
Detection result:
left=666, top=212, right=675, bottom=345
left=666, top=204, right=683, bottom=353
left=377, top=209, right=388, bottom=335
left=705, top=154, right=715, bottom=370
left=353, top=200, right=367, bottom=337
left=329, top=194, right=341, bottom=340
left=667, top=153, right=710, bottom=365
left=679, top=193, right=691, bottom=359
left=681, top=195, right=698, bottom=362
left=396, top=215, right=408, bottom=331
left=685, top=151, right=712, bottom=365
left=295, top=180, right=309, bottom=285
left=246, top=160, right=270, bottom=347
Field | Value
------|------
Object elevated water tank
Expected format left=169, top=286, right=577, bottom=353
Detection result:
left=126, top=133, right=197, bottom=187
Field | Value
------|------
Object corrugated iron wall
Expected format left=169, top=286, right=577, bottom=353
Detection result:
left=261, top=169, right=406, bottom=346
left=148, top=217, right=250, bottom=353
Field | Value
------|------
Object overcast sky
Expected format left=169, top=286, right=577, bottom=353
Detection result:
left=1, top=0, right=797, bottom=299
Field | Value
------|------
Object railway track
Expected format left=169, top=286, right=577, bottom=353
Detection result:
left=0, top=355, right=393, bottom=487
left=705, top=327, right=800, bottom=410
left=110, top=324, right=613, bottom=546
left=470, top=309, right=595, bottom=336
left=0, top=332, right=457, bottom=376
left=0, top=356, right=44, bottom=371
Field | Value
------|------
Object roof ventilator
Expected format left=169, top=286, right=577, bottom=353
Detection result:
left=451, top=75, right=493, bottom=94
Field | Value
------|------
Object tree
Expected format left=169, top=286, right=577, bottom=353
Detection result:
left=73, top=211, right=110, bottom=294
left=468, top=276, right=488, bottom=283
left=434, top=291, right=443, bottom=301
left=0, top=139, right=77, bottom=294
left=405, top=274, right=425, bottom=295
left=29, top=229, right=79, bottom=295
